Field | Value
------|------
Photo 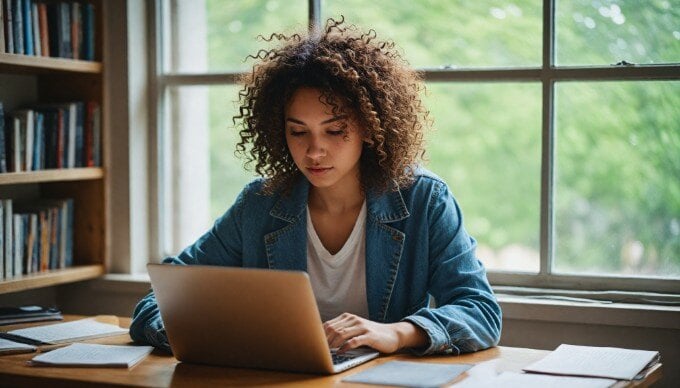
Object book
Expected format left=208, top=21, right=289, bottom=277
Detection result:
left=0, top=337, right=37, bottom=355
left=12, top=214, right=23, bottom=276
left=31, top=1, right=39, bottom=56
left=3, top=199, right=11, bottom=278
left=0, top=202, right=3, bottom=279
left=21, top=0, right=31, bottom=56
left=11, top=0, right=22, bottom=55
left=0, top=0, right=5, bottom=54
left=37, top=2, right=48, bottom=56
left=522, top=344, right=661, bottom=381
left=81, top=2, right=94, bottom=60
left=6, top=318, right=128, bottom=345
left=0, top=102, right=5, bottom=173
left=30, top=343, right=153, bottom=368
left=4, top=0, right=13, bottom=54
left=0, top=306, right=62, bottom=326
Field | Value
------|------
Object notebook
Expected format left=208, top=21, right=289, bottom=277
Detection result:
left=147, top=263, right=380, bottom=374
left=4, top=318, right=128, bottom=345
left=31, top=343, right=154, bottom=368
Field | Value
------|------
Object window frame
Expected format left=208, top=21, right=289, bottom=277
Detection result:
left=149, top=0, right=680, bottom=294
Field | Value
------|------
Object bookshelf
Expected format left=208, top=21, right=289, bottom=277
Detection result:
left=0, top=0, right=106, bottom=294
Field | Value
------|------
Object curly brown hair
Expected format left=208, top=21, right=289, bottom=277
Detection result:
left=234, top=17, right=429, bottom=195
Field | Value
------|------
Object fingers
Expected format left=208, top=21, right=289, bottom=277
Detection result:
left=324, top=313, right=365, bottom=348
left=328, top=324, right=366, bottom=349
left=338, top=334, right=371, bottom=353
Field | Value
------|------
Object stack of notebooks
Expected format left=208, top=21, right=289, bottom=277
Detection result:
left=0, top=305, right=62, bottom=326
left=0, top=317, right=153, bottom=368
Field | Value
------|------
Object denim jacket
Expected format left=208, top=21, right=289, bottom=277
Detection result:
left=130, top=169, right=502, bottom=355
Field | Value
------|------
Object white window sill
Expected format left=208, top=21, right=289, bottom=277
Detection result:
left=87, top=274, right=680, bottom=330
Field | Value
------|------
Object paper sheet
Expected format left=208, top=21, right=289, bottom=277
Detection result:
left=342, top=360, right=471, bottom=388
left=8, top=318, right=128, bottom=344
left=523, top=344, right=659, bottom=380
left=31, top=343, right=153, bottom=368
left=0, top=337, right=37, bottom=355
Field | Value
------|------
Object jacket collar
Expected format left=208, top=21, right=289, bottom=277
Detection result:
left=269, top=178, right=410, bottom=224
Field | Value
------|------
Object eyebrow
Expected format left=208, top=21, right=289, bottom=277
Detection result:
left=285, top=115, right=347, bottom=126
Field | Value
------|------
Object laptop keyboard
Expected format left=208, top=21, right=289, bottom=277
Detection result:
left=331, top=351, right=358, bottom=365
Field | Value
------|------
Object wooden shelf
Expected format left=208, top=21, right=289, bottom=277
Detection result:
left=0, top=168, right=104, bottom=185
left=0, top=265, right=105, bottom=294
left=0, top=53, right=102, bottom=74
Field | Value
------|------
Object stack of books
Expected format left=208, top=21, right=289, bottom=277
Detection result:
left=0, top=305, right=62, bottom=325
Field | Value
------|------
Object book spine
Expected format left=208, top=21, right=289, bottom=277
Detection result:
left=37, top=1, right=47, bottom=56
left=11, top=0, right=21, bottom=55
left=21, top=0, right=32, bottom=56
left=66, top=103, right=75, bottom=168
left=0, top=201, right=4, bottom=279
left=46, top=1, right=57, bottom=57
left=4, top=0, right=14, bottom=54
left=0, top=0, right=5, bottom=54
left=4, top=199, right=12, bottom=277
left=12, top=117, right=21, bottom=172
left=49, top=207, right=57, bottom=269
left=92, top=103, right=100, bottom=166
left=31, top=1, right=39, bottom=56
left=0, top=102, right=6, bottom=173
left=58, top=2, right=70, bottom=58
left=13, top=214, right=23, bottom=276
left=65, top=199, right=73, bottom=267
left=74, top=102, right=83, bottom=167
left=70, top=1, right=78, bottom=60
left=82, top=3, right=93, bottom=60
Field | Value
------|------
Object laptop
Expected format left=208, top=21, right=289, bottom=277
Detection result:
left=147, top=264, right=380, bottom=374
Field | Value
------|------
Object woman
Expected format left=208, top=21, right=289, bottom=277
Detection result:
left=131, top=17, right=501, bottom=356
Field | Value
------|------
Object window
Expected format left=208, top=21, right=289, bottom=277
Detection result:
left=153, top=0, right=680, bottom=293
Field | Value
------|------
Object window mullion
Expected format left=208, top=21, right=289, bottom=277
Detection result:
left=539, top=0, right=556, bottom=277
left=309, top=0, right=321, bottom=33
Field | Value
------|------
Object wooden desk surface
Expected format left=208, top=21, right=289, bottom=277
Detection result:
left=0, top=316, right=662, bottom=387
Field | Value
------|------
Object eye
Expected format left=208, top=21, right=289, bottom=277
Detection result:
left=288, top=128, right=306, bottom=137
left=327, top=130, right=345, bottom=136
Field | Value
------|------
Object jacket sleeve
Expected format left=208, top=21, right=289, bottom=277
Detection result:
left=129, top=185, right=249, bottom=351
left=402, top=181, right=502, bottom=355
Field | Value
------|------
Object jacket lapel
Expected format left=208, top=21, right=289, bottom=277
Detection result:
left=365, top=187, right=410, bottom=322
left=264, top=179, right=309, bottom=272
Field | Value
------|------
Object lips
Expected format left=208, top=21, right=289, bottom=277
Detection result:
left=307, top=167, right=333, bottom=175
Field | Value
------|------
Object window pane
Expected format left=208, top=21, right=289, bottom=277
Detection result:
left=324, top=0, right=542, bottom=68
left=555, top=81, right=680, bottom=277
left=425, top=83, right=542, bottom=272
left=556, top=0, right=680, bottom=66
left=168, top=0, right=307, bottom=73
left=164, top=85, right=255, bottom=253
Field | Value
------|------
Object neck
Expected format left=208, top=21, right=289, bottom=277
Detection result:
left=308, top=181, right=365, bottom=215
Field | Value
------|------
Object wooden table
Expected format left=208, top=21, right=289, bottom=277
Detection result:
left=0, top=316, right=662, bottom=387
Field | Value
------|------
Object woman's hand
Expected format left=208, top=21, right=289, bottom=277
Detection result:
left=323, top=313, right=428, bottom=354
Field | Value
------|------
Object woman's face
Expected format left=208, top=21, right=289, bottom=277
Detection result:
left=284, top=87, right=364, bottom=191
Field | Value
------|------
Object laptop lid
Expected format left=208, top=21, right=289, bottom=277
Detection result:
left=147, top=264, right=377, bottom=374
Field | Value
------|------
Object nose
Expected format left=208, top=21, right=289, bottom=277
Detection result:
left=306, top=136, right=326, bottom=160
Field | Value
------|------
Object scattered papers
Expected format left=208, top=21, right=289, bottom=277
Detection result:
left=483, top=372, right=616, bottom=388
left=523, top=344, right=660, bottom=380
left=0, top=337, right=37, bottom=355
left=342, top=360, right=471, bottom=388
left=31, top=343, right=153, bottom=368
left=7, top=318, right=128, bottom=345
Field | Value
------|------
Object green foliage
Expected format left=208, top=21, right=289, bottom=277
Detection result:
left=203, top=0, right=680, bottom=277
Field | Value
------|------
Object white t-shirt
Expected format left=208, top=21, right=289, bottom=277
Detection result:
left=306, top=201, right=369, bottom=322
